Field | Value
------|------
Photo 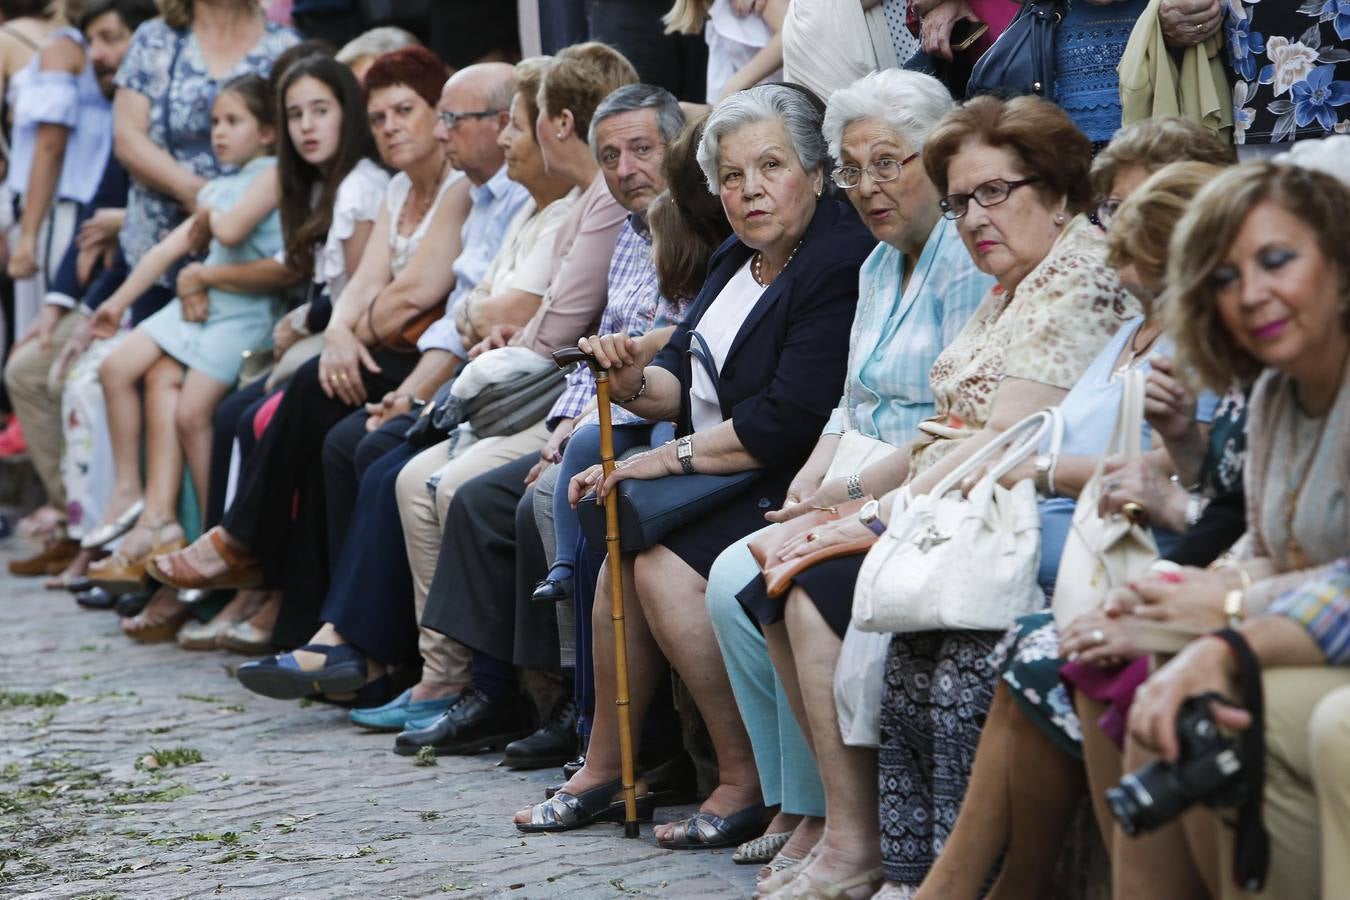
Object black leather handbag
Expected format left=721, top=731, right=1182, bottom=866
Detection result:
left=575, top=330, right=761, bottom=553
left=965, top=0, right=1064, bottom=99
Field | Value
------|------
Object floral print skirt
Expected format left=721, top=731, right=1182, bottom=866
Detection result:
left=989, top=610, right=1084, bottom=759
left=878, top=629, right=1002, bottom=886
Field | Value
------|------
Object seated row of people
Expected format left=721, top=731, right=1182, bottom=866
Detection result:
left=4, top=13, right=1346, bottom=898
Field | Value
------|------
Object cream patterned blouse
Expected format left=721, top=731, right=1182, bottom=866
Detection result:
left=907, top=215, right=1140, bottom=475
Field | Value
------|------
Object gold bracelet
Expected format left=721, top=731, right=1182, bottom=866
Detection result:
left=1213, top=559, right=1251, bottom=627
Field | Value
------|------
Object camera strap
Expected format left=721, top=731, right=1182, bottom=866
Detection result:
left=1211, top=628, right=1270, bottom=892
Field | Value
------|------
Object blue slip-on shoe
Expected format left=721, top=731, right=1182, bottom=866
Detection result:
left=236, top=643, right=366, bottom=700
left=349, top=688, right=458, bottom=732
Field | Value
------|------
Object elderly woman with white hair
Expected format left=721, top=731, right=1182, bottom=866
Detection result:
left=510, top=83, right=876, bottom=847
left=702, top=69, right=994, bottom=892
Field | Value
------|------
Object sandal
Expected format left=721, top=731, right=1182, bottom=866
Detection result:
left=758, top=846, right=821, bottom=898
left=516, top=778, right=655, bottom=833
left=121, top=586, right=190, bottom=643
left=90, top=521, right=185, bottom=594
left=771, top=866, right=884, bottom=900
left=735, top=830, right=794, bottom=864
left=235, top=643, right=367, bottom=700
left=657, top=802, right=769, bottom=850
left=79, top=498, right=145, bottom=550
left=147, top=526, right=263, bottom=591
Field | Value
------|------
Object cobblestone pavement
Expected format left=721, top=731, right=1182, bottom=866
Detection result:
left=0, top=538, right=758, bottom=900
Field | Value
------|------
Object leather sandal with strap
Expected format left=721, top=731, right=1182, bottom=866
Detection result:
left=771, top=866, right=884, bottom=900
left=147, top=526, right=263, bottom=590
left=516, top=778, right=654, bottom=833
left=121, top=586, right=190, bottom=644
left=658, top=801, right=769, bottom=850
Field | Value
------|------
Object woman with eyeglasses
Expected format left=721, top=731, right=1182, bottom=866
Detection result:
left=741, top=94, right=1140, bottom=898
left=698, top=69, right=994, bottom=894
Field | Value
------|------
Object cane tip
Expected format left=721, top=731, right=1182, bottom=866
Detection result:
left=624, top=821, right=640, bottom=839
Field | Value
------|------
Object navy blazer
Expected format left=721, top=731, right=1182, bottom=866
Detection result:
left=652, top=198, right=877, bottom=486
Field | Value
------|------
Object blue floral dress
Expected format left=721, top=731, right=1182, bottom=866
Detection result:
left=1225, top=0, right=1350, bottom=145
left=112, top=18, right=297, bottom=282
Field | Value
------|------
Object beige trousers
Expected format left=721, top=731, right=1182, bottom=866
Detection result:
left=394, top=419, right=551, bottom=684
left=2, top=309, right=83, bottom=510
left=1206, top=667, right=1350, bottom=900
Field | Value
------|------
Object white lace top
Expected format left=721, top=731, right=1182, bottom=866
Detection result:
left=385, top=166, right=461, bottom=278
left=315, top=158, right=389, bottom=298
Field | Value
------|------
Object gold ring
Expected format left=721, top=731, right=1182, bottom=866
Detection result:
left=337, top=372, right=349, bottom=381
left=1121, top=501, right=1148, bottom=524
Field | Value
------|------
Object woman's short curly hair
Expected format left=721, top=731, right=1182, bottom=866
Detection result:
left=538, top=42, right=639, bottom=144
left=921, top=94, right=1094, bottom=215
left=1106, top=161, right=1223, bottom=296
left=1166, top=161, right=1350, bottom=390
left=1090, top=117, right=1235, bottom=198
left=362, top=45, right=447, bottom=109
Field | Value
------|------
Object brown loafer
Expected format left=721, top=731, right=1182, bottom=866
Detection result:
left=8, top=539, right=80, bottom=576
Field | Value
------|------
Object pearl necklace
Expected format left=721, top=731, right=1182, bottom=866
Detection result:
left=752, top=238, right=803, bottom=286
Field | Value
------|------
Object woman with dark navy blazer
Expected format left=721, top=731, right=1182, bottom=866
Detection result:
left=512, top=83, right=876, bottom=847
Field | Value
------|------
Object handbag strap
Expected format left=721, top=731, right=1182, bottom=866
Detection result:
left=1083, top=366, right=1148, bottom=489
left=930, top=409, right=1058, bottom=498
left=687, top=329, right=722, bottom=402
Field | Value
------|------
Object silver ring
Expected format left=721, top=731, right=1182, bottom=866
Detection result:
left=1090, top=628, right=1106, bottom=644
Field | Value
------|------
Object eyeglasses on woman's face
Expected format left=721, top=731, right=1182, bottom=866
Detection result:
left=939, top=177, right=1040, bottom=220
left=831, top=152, right=920, bottom=190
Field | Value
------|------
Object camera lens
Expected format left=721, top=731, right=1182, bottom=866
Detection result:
left=1106, top=774, right=1151, bottom=837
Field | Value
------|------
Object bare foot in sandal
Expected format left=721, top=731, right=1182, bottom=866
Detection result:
left=150, top=526, right=260, bottom=589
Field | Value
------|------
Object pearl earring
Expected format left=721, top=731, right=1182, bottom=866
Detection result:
left=1054, top=212, right=1066, bottom=225
left=556, top=131, right=564, bottom=140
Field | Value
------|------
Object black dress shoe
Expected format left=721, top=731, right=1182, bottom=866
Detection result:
left=530, top=577, right=572, bottom=604
left=562, top=752, right=586, bottom=780
left=74, top=586, right=117, bottom=610
left=114, top=590, right=152, bottom=618
left=501, top=698, right=578, bottom=769
left=393, top=687, right=532, bottom=756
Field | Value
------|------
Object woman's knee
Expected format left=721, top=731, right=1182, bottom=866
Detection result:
left=174, top=395, right=214, bottom=438
left=1309, top=684, right=1350, bottom=788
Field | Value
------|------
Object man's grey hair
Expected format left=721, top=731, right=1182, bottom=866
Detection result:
left=696, top=84, right=829, bottom=193
left=335, top=26, right=420, bottom=66
left=588, top=83, right=686, bottom=150
left=821, top=69, right=954, bottom=163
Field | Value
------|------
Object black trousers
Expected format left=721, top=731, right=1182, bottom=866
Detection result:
left=222, top=351, right=416, bottom=647
left=205, top=380, right=269, bottom=530
left=320, top=409, right=415, bottom=564
left=420, top=452, right=558, bottom=672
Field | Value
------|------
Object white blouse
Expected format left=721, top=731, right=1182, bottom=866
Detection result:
left=315, top=158, right=389, bottom=298
left=689, top=258, right=765, bottom=432
left=386, top=166, right=461, bottom=278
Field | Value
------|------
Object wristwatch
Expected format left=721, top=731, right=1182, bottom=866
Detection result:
left=676, top=435, right=696, bottom=474
left=858, top=498, right=886, bottom=536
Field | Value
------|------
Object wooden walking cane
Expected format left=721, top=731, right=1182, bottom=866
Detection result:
left=552, top=347, right=640, bottom=838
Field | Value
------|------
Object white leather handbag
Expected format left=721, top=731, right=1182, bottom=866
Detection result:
left=852, top=409, right=1062, bottom=633
left=1051, top=367, right=1158, bottom=629
left=824, top=430, right=896, bottom=481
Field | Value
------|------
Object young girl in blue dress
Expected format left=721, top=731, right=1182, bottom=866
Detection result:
left=86, top=74, right=283, bottom=591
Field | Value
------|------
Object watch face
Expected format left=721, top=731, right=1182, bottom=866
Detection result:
left=860, top=498, right=880, bottom=521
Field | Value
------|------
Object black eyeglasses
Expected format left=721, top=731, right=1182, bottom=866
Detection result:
left=831, top=152, right=921, bottom=189
left=437, top=109, right=501, bottom=129
left=939, top=177, right=1040, bottom=220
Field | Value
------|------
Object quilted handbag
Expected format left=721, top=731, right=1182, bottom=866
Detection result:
left=1051, top=368, right=1158, bottom=629
left=965, top=0, right=1063, bottom=99
left=852, top=408, right=1061, bottom=633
